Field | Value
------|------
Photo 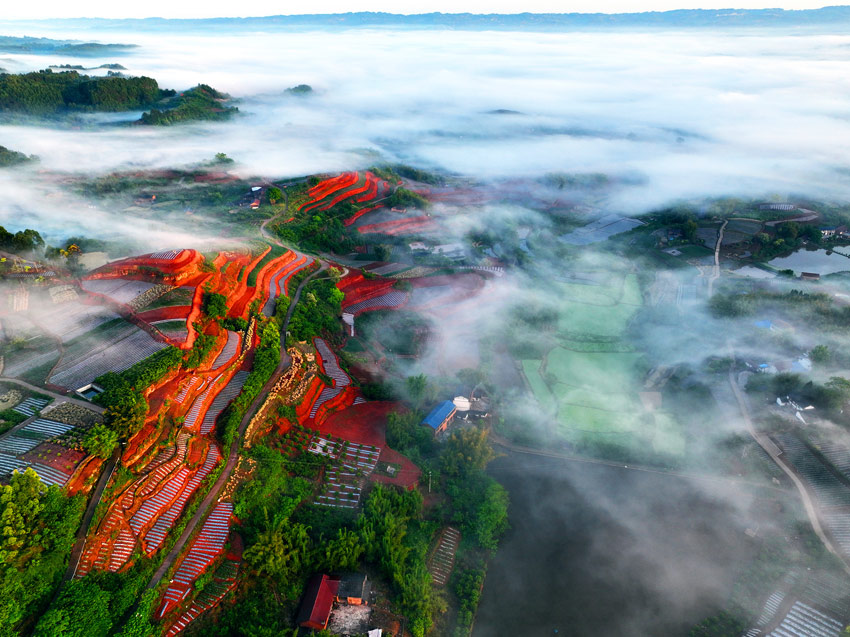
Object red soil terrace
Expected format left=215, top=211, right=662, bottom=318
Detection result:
left=301, top=172, right=360, bottom=213
left=301, top=171, right=392, bottom=226
left=86, top=249, right=203, bottom=285
left=357, top=215, right=435, bottom=235
left=136, top=305, right=192, bottom=323
left=336, top=271, right=396, bottom=309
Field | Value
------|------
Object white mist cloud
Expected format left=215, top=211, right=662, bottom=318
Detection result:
left=1, top=26, right=850, bottom=209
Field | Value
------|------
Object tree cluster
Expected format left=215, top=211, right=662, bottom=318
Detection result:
left=287, top=278, right=344, bottom=342
left=0, top=469, right=84, bottom=636
left=94, top=346, right=182, bottom=440
left=0, top=226, right=43, bottom=254
left=0, top=69, right=161, bottom=115
left=0, top=145, right=36, bottom=168
left=139, top=84, right=237, bottom=126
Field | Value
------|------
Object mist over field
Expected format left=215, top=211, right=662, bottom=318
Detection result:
left=2, top=25, right=850, bottom=218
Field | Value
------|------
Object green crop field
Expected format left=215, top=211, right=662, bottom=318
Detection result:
left=650, top=412, right=685, bottom=457
left=521, top=360, right=556, bottom=414
left=555, top=273, right=641, bottom=338
left=518, top=269, right=684, bottom=460
left=556, top=386, right=633, bottom=413
left=556, top=403, right=636, bottom=433
left=544, top=348, right=641, bottom=393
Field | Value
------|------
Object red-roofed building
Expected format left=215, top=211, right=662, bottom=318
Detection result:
left=296, top=574, right=340, bottom=630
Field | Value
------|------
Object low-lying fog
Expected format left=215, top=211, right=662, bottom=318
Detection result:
left=1, top=24, right=850, bottom=213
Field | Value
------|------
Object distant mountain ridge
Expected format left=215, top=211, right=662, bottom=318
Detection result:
left=0, top=35, right=136, bottom=56
left=14, top=7, right=850, bottom=31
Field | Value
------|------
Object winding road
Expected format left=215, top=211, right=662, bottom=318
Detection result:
left=726, top=368, right=850, bottom=574
left=707, top=219, right=727, bottom=297
left=146, top=260, right=325, bottom=589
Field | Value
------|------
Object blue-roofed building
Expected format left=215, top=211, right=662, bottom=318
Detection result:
left=422, top=401, right=456, bottom=435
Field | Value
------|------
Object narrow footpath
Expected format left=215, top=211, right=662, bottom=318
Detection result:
left=62, top=446, right=121, bottom=583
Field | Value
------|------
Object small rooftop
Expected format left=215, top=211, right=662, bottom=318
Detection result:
left=338, top=572, right=370, bottom=601
left=422, top=401, right=456, bottom=430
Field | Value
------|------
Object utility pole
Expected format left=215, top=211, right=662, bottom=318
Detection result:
left=428, top=470, right=432, bottom=493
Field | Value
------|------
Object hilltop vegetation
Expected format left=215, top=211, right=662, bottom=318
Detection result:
left=0, top=35, right=136, bottom=57
left=140, top=84, right=238, bottom=126
left=0, top=70, right=163, bottom=115
left=0, top=145, right=35, bottom=168
left=0, top=71, right=236, bottom=125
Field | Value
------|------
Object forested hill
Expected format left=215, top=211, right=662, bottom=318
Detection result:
left=0, top=71, right=237, bottom=124
left=139, top=84, right=238, bottom=126
left=0, top=70, right=163, bottom=115
left=0, top=35, right=135, bottom=57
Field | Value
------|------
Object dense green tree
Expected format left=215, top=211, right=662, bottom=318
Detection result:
left=244, top=514, right=312, bottom=592
left=386, top=410, right=433, bottom=464
left=810, top=344, right=830, bottom=364
left=267, top=187, right=283, bottom=204
left=96, top=375, right=147, bottom=439
left=0, top=145, right=35, bottom=168
left=447, top=471, right=509, bottom=551
left=0, top=70, right=161, bottom=115
left=287, top=279, right=344, bottom=342
left=385, top=186, right=428, bottom=209
left=689, top=611, right=745, bottom=636
left=682, top=218, right=698, bottom=242
left=202, top=292, right=228, bottom=319
left=0, top=470, right=84, bottom=635
left=0, top=226, right=43, bottom=253
left=708, top=293, right=755, bottom=318
left=81, top=423, right=119, bottom=459
left=405, top=374, right=429, bottom=408
left=442, top=427, right=495, bottom=479
left=315, top=527, right=364, bottom=572
left=34, top=578, right=112, bottom=637
left=139, top=84, right=237, bottom=125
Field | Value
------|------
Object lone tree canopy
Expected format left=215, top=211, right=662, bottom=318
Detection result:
left=202, top=291, right=228, bottom=319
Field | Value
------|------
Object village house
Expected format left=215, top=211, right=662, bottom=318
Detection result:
left=819, top=225, right=847, bottom=239
left=422, top=400, right=457, bottom=435
left=336, top=572, right=371, bottom=605
left=297, top=574, right=339, bottom=631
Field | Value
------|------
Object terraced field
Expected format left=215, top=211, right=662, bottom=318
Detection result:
left=49, top=325, right=169, bottom=389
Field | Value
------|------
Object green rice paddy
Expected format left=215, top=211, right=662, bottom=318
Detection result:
left=519, top=268, right=684, bottom=459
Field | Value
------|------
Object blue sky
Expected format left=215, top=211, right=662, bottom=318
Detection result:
left=2, top=1, right=837, bottom=20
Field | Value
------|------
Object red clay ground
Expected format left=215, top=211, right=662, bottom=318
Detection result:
left=313, top=402, right=420, bottom=488
left=301, top=172, right=392, bottom=225
left=357, top=215, right=436, bottom=235
left=67, top=455, right=104, bottom=496
left=136, top=305, right=192, bottom=323
left=337, top=271, right=396, bottom=309
left=86, top=249, right=203, bottom=284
